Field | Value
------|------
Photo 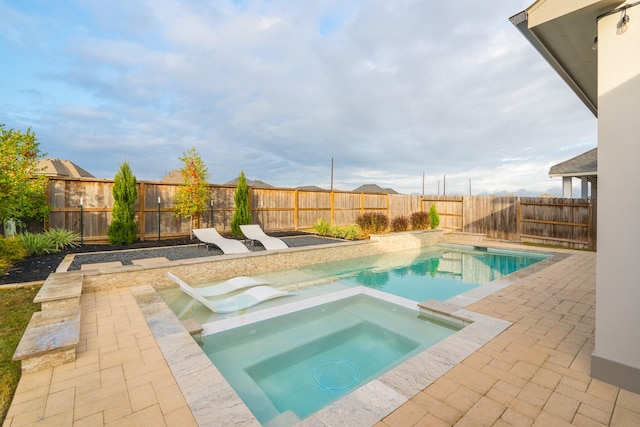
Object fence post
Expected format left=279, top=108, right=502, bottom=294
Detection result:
left=516, top=197, right=521, bottom=241
left=138, top=182, right=146, bottom=241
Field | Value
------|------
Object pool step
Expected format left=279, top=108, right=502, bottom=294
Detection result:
left=13, top=272, right=83, bottom=372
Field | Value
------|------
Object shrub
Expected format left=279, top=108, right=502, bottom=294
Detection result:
left=108, top=161, right=138, bottom=245
left=0, top=237, right=27, bottom=274
left=356, top=212, right=389, bottom=235
left=230, top=171, right=251, bottom=237
left=18, top=231, right=55, bottom=255
left=338, top=225, right=361, bottom=240
left=390, top=216, right=410, bottom=232
left=46, top=227, right=81, bottom=251
left=410, top=211, right=430, bottom=230
left=313, top=219, right=333, bottom=237
left=313, top=220, right=362, bottom=240
left=429, top=204, right=440, bottom=229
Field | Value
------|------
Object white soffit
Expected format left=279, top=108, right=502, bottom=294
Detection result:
left=527, top=0, right=618, bottom=27
left=511, top=0, right=623, bottom=116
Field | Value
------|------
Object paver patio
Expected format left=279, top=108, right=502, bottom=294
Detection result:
left=4, top=246, right=640, bottom=426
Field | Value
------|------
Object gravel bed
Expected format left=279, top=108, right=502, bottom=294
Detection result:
left=68, top=235, right=346, bottom=271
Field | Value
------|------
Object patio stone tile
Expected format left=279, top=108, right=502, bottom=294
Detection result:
left=543, top=392, right=580, bottom=422
left=43, top=387, right=75, bottom=418
left=413, top=413, right=450, bottom=427
left=499, top=408, right=534, bottom=426
left=446, top=363, right=497, bottom=395
left=586, top=379, right=620, bottom=403
left=73, top=412, right=104, bottom=427
left=128, top=382, right=157, bottom=412
left=383, top=400, right=426, bottom=426
left=530, top=366, right=562, bottom=390
left=517, top=381, right=553, bottom=409
left=454, top=396, right=505, bottom=427
left=443, top=384, right=483, bottom=413
left=163, top=405, right=199, bottom=427
left=610, top=405, right=640, bottom=426
left=572, top=413, right=608, bottom=427
left=617, top=388, right=640, bottom=413
left=578, top=402, right=613, bottom=425
left=411, top=392, right=463, bottom=425
left=104, top=404, right=165, bottom=426
left=532, top=410, right=576, bottom=427
left=509, top=360, right=539, bottom=381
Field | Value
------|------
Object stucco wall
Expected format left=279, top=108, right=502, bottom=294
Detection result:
left=593, top=2, right=640, bottom=391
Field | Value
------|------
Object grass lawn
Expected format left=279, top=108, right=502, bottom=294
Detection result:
left=0, top=285, right=41, bottom=423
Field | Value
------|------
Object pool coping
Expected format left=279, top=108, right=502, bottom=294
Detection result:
left=132, top=246, right=568, bottom=426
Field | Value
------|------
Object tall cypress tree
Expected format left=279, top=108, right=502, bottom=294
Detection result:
left=108, top=161, right=138, bottom=245
left=230, top=171, right=251, bottom=236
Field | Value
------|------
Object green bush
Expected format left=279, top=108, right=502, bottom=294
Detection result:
left=231, top=171, right=251, bottom=237
left=356, top=212, right=389, bottom=235
left=410, top=211, right=430, bottom=230
left=337, top=225, right=361, bottom=240
left=108, top=161, right=138, bottom=245
left=429, top=204, right=440, bottom=229
left=46, top=228, right=80, bottom=251
left=17, top=228, right=81, bottom=256
left=18, top=231, right=55, bottom=256
left=312, top=220, right=361, bottom=240
left=313, top=219, right=333, bottom=236
left=0, top=237, right=27, bottom=274
left=390, top=216, right=410, bottom=232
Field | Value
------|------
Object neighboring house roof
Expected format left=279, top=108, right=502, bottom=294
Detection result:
left=160, top=169, right=184, bottom=183
left=224, top=178, right=274, bottom=188
left=509, top=0, right=624, bottom=117
left=36, top=158, right=95, bottom=178
left=296, top=185, right=325, bottom=191
left=549, top=148, right=598, bottom=178
left=352, top=184, right=399, bottom=194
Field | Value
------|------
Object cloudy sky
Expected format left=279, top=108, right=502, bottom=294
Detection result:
left=1, top=0, right=597, bottom=195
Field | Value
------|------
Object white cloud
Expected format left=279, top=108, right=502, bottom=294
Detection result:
left=0, top=0, right=596, bottom=195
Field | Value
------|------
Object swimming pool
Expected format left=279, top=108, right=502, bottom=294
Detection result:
left=163, top=245, right=549, bottom=325
left=261, top=244, right=549, bottom=302
left=201, top=291, right=464, bottom=425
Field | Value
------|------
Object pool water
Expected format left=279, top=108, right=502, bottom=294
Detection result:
left=201, top=294, right=462, bottom=425
left=274, top=245, right=549, bottom=302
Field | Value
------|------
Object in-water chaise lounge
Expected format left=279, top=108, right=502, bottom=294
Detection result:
left=167, top=272, right=271, bottom=297
left=193, top=228, right=249, bottom=254
left=240, top=224, right=289, bottom=250
left=168, top=272, right=291, bottom=314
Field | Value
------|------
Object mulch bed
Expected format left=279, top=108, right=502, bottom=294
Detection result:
left=1, top=232, right=344, bottom=285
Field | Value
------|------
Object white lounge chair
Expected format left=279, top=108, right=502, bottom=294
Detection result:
left=193, top=228, right=249, bottom=254
left=240, top=224, right=288, bottom=250
left=169, top=272, right=291, bottom=314
left=167, top=272, right=271, bottom=297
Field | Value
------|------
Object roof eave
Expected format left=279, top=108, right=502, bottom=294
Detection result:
left=509, top=10, right=598, bottom=117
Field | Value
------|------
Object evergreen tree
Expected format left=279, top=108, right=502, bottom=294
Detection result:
left=174, top=147, right=209, bottom=234
left=429, top=203, right=440, bottom=229
left=230, top=171, right=251, bottom=236
left=108, top=161, right=138, bottom=245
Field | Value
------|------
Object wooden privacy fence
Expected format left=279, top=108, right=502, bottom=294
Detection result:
left=42, top=177, right=596, bottom=249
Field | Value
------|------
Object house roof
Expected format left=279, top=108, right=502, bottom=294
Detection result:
left=549, top=147, right=598, bottom=178
left=224, top=178, right=274, bottom=188
left=36, top=158, right=95, bottom=178
left=352, top=184, right=399, bottom=194
left=160, top=169, right=184, bottom=183
left=510, top=0, right=624, bottom=117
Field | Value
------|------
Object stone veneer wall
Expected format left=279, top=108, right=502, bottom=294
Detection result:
left=78, top=230, right=443, bottom=292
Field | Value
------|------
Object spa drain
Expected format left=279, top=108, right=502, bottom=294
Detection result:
left=312, top=360, right=359, bottom=391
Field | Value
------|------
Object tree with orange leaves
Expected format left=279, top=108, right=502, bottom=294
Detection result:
left=174, top=147, right=210, bottom=234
